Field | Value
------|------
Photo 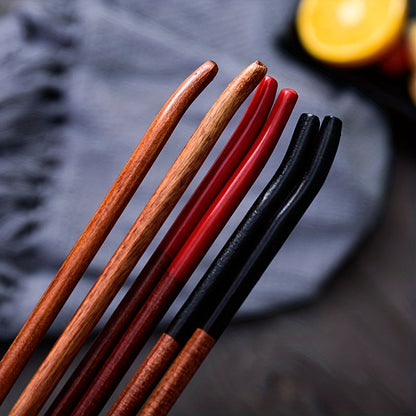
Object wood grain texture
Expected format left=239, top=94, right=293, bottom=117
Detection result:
left=0, top=60, right=218, bottom=404
left=8, top=60, right=267, bottom=416
left=138, top=329, right=215, bottom=416
left=108, top=333, right=181, bottom=416
left=45, top=76, right=277, bottom=416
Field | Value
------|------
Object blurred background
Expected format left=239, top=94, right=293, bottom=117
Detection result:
left=0, top=0, right=414, bottom=414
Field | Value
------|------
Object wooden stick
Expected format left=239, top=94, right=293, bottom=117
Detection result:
left=45, top=76, right=278, bottom=416
left=0, top=60, right=218, bottom=404
left=70, top=88, right=297, bottom=416
left=138, top=116, right=342, bottom=416
left=8, top=60, right=267, bottom=416
left=107, top=333, right=182, bottom=416
left=138, top=328, right=215, bottom=416
left=107, top=113, right=320, bottom=416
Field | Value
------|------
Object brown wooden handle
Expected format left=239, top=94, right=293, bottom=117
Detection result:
left=108, top=333, right=181, bottom=416
left=138, top=329, right=215, bottom=416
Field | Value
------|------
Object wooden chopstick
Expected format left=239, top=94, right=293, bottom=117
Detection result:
left=136, top=115, right=342, bottom=416
left=8, top=60, right=267, bottom=416
left=0, top=60, right=218, bottom=404
left=45, top=76, right=278, bottom=416
left=70, top=88, right=298, bottom=416
left=106, top=112, right=322, bottom=416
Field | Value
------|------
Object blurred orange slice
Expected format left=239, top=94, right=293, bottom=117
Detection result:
left=296, top=0, right=409, bottom=66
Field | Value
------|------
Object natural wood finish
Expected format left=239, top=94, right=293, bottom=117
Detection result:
left=9, top=60, right=267, bottom=416
left=138, top=329, right=215, bottom=416
left=108, top=334, right=181, bottom=416
left=0, top=60, right=218, bottom=404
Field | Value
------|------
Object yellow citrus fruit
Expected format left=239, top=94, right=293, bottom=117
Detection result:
left=296, top=0, right=409, bottom=66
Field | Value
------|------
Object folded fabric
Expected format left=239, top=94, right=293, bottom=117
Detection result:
left=0, top=0, right=391, bottom=339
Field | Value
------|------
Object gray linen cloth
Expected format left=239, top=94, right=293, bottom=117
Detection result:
left=0, top=0, right=391, bottom=339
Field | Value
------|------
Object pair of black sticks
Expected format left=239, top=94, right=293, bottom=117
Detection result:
left=108, top=113, right=342, bottom=415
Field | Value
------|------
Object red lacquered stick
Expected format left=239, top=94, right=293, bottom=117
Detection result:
left=46, top=76, right=277, bottom=416
left=71, top=88, right=298, bottom=416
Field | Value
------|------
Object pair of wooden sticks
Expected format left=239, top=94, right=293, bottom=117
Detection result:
left=1, top=58, right=341, bottom=415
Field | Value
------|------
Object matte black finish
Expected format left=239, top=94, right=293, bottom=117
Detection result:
left=204, top=115, right=342, bottom=339
left=167, top=113, right=321, bottom=345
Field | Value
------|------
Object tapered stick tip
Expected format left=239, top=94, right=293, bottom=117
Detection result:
left=280, top=88, right=298, bottom=99
left=230, top=61, right=267, bottom=90
left=253, top=60, right=267, bottom=68
left=201, top=60, right=219, bottom=74
left=251, top=60, right=268, bottom=74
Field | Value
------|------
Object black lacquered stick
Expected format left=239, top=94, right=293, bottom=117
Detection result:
left=205, top=115, right=341, bottom=339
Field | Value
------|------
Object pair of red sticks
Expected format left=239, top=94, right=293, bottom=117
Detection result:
left=0, top=60, right=341, bottom=416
